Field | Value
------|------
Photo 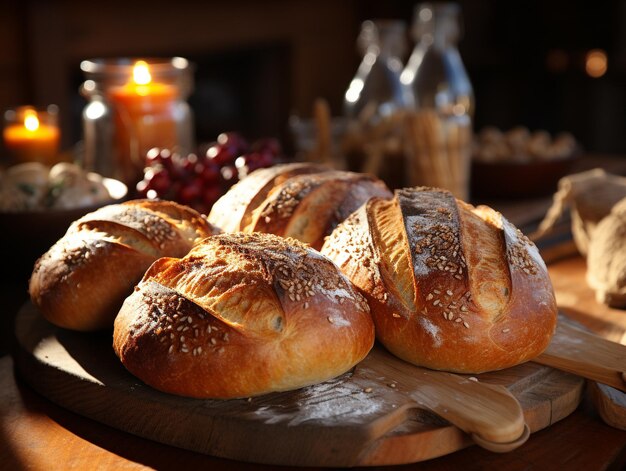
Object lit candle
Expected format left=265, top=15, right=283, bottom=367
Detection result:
left=107, top=60, right=179, bottom=185
left=3, top=107, right=60, bottom=165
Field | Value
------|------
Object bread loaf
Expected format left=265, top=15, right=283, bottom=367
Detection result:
left=208, top=162, right=329, bottom=233
left=321, top=187, right=557, bottom=373
left=29, top=199, right=216, bottom=331
left=208, top=164, right=392, bottom=250
left=113, top=232, right=374, bottom=399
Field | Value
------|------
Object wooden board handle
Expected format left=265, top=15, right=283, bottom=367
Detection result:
left=352, top=348, right=529, bottom=453
left=535, top=321, right=626, bottom=392
left=407, top=369, right=528, bottom=450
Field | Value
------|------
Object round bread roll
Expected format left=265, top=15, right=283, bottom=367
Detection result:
left=113, top=232, right=374, bottom=399
left=208, top=162, right=329, bottom=233
left=29, top=199, right=217, bottom=331
left=321, top=187, right=557, bottom=374
left=208, top=164, right=392, bottom=250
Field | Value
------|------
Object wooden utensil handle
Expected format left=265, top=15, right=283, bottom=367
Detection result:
left=406, top=368, right=528, bottom=449
left=535, top=321, right=626, bottom=392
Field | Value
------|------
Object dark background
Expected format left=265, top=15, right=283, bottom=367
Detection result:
left=1, top=0, right=625, bottom=155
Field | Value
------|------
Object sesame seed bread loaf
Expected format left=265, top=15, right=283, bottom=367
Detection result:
left=321, top=187, right=557, bottom=374
left=29, top=199, right=217, bottom=331
left=208, top=162, right=330, bottom=233
left=113, top=232, right=374, bottom=399
left=208, top=164, right=393, bottom=250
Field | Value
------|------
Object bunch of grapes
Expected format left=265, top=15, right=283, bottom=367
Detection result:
left=136, top=132, right=281, bottom=214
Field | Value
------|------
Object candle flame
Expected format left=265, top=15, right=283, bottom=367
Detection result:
left=133, top=61, right=152, bottom=85
left=24, top=110, right=40, bottom=132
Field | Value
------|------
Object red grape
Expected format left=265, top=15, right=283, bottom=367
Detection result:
left=140, top=132, right=280, bottom=214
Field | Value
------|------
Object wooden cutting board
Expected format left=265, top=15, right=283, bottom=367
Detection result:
left=13, top=302, right=584, bottom=467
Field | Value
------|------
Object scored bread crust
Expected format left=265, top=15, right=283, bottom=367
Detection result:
left=29, top=199, right=217, bottom=331
left=113, top=232, right=374, bottom=399
left=208, top=164, right=392, bottom=250
left=207, top=163, right=329, bottom=233
left=321, top=187, right=557, bottom=374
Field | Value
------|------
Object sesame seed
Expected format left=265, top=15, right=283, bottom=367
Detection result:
left=468, top=377, right=478, bottom=382
left=181, top=347, right=189, bottom=353
left=433, top=289, right=441, bottom=294
left=304, top=302, right=309, bottom=309
left=455, top=318, right=463, bottom=323
left=247, top=397, right=252, bottom=402
left=426, top=293, right=434, bottom=301
left=168, top=345, right=174, bottom=354
left=502, top=328, right=510, bottom=333
left=210, top=338, right=217, bottom=345
left=364, top=387, right=373, bottom=393
left=187, top=316, right=193, bottom=323
left=392, top=313, right=401, bottom=318
left=460, top=306, right=468, bottom=312
left=463, top=322, right=470, bottom=329
left=176, top=325, right=184, bottom=331
left=433, top=299, right=440, bottom=306
left=327, top=316, right=334, bottom=324
left=197, top=347, right=202, bottom=354
left=389, top=383, right=397, bottom=388
left=180, top=336, right=185, bottom=342
left=446, top=290, right=453, bottom=296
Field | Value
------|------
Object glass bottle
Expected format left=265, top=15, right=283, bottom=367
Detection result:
left=342, top=20, right=408, bottom=188
left=344, top=20, right=407, bottom=121
left=401, top=3, right=474, bottom=200
left=80, top=57, right=194, bottom=187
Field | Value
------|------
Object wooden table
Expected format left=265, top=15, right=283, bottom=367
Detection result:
left=0, top=352, right=624, bottom=470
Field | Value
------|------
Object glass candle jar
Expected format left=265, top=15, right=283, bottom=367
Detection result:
left=80, top=57, right=194, bottom=186
left=2, top=105, right=60, bottom=166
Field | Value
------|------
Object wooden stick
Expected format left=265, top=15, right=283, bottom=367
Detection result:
left=313, top=98, right=332, bottom=164
left=534, top=320, right=626, bottom=392
left=421, top=110, right=447, bottom=190
left=405, top=113, right=430, bottom=187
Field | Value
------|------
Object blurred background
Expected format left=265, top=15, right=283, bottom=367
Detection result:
left=1, top=0, right=624, bottom=155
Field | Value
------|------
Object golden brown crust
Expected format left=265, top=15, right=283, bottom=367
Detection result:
left=29, top=199, right=217, bottom=331
left=113, top=232, right=374, bottom=399
left=207, top=163, right=329, bottom=232
left=209, top=164, right=392, bottom=250
left=321, top=187, right=557, bottom=374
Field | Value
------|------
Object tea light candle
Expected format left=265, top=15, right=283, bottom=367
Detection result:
left=107, top=60, right=179, bottom=184
left=3, top=107, right=60, bottom=164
